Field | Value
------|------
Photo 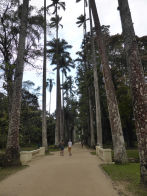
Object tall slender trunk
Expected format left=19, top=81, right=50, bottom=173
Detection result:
left=61, top=72, right=65, bottom=140
left=55, top=66, right=61, bottom=144
left=88, top=87, right=95, bottom=147
left=5, top=0, right=29, bottom=166
left=90, top=0, right=127, bottom=163
left=42, top=0, right=48, bottom=151
left=118, top=0, right=147, bottom=183
left=59, top=72, right=64, bottom=141
left=84, top=0, right=94, bottom=147
left=89, top=1, right=102, bottom=147
left=55, top=5, right=61, bottom=144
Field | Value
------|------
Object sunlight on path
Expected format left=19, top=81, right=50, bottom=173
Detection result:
left=0, top=144, right=118, bottom=196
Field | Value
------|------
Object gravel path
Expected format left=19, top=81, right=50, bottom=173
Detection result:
left=0, top=144, right=118, bottom=196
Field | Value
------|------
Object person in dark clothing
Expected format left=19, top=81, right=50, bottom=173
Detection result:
left=59, top=140, right=64, bottom=156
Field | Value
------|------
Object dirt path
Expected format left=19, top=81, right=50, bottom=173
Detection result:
left=0, top=144, right=119, bottom=196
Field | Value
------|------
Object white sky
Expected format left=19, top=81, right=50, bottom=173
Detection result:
left=23, top=0, right=147, bottom=113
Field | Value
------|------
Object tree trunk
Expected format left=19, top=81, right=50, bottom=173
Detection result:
left=89, top=1, right=102, bottom=147
left=118, top=0, right=147, bottom=183
left=60, top=72, right=65, bottom=140
left=55, top=66, right=61, bottom=145
left=42, top=0, right=48, bottom=151
left=90, top=0, right=127, bottom=163
left=88, top=88, right=95, bottom=147
left=60, top=108, right=64, bottom=140
left=5, top=0, right=29, bottom=166
left=60, top=72, right=64, bottom=141
left=55, top=4, right=62, bottom=144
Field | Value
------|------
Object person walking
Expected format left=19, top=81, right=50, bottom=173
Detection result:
left=68, top=139, right=72, bottom=156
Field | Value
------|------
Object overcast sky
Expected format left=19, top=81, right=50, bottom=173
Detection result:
left=23, top=0, right=147, bottom=113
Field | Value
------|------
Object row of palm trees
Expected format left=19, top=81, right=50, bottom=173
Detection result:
left=3, top=0, right=147, bottom=185
left=4, top=0, right=69, bottom=163
left=76, top=0, right=147, bottom=184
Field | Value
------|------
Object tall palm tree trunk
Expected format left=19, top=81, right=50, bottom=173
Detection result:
left=89, top=1, right=102, bottom=147
left=5, top=0, right=29, bottom=166
left=55, top=4, right=63, bottom=145
left=118, top=0, right=147, bottom=183
left=90, top=0, right=127, bottom=163
left=42, top=0, right=48, bottom=151
left=89, top=87, right=95, bottom=147
left=55, top=66, right=61, bottom=144
left=61, top=72, right=65, bottom=140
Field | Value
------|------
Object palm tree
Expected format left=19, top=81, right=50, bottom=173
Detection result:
left=42, top=0, right=48, bottom=152
left=49, top=15, right=63, bottom=37
left=47, top=39, right=73, bottom=143
left=48, top=0, right=65, bottom=39
left=118, top=0, right=147, bottom=184
left=5, top=0, right=29, bottom=166
left=89, top=0, right=127, bottom=163
left=46, top=78, right=54, bottom=115
left=88, top=1, right=102, bottom=147
left=48, top=0, right=65, bottom=145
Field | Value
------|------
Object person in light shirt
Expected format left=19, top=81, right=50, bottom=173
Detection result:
left=68, top=139, right=72, bottom=156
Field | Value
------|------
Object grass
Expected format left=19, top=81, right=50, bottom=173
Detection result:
left=127, top=149, right=139, bottom=162
left=90, top=151, right=96, bottom=155
left=102, top=163, right=147, bottom=196
left=0, top=166, right=27, bottom=182
left=90, top=148, right=139, bottom=161
left=111, top=149, right=139, bottom=162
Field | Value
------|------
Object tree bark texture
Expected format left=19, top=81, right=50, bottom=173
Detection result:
left=42, top=0, right=48, bottom=151
left=90, top=0, right=127, bottom=163
left=5, top=0, right=29, bottom=166
left=60, top=108, right=64, bottom=141
left=89, top=1, right=102, bottom=147
left=88, top=88, right=95, bottom=147
left=55, top=66, right=61, bottom=145
left=118, top=0, right=147, bottom=183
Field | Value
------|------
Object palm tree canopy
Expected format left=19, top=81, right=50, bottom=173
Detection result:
left=47, top=38, right=74, bottom=72
left=76, top=14, right=86, bottom=27
left=47, top=0, right=65, bottom=14
left=76, top=14, right=89, bottom=28
left=49, top=15, right=63, bottom=29
left=76, top=0, right=88, bottom=7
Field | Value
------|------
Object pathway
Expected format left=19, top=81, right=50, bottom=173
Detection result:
left=0, top=144, right=119, bottom=196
